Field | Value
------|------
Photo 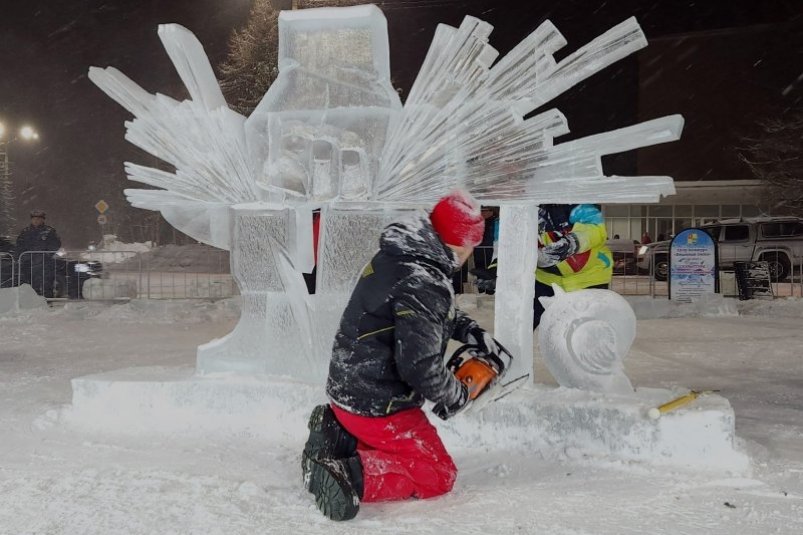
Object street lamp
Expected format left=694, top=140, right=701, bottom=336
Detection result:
left=0, top=122, right=40, bottom=236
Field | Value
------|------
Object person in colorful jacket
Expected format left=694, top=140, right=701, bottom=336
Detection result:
left=473, top=204, right=613, bottom=328
left=532, top=203, right=613, bottom=328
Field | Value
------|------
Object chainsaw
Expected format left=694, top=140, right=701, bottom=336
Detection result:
left=444, top=340, right=529, bottom=413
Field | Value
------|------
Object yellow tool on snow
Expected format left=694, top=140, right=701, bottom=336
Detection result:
left=647, top=390, right=719, bottom=420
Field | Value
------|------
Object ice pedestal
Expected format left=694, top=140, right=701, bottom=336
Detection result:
left=197, top=204, right=409, bottom=382
left=196, top=204, right=321, bottom=378
left=66, top=369, right=748, bottom=472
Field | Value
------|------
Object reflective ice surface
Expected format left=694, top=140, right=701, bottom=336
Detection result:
left=90, top=5, right=683, bottom=382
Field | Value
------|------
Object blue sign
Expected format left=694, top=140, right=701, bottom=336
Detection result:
left=669, top=228, right=718, bottom=302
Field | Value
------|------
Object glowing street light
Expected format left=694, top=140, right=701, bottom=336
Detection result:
left=20, top=125, right=39, bottom=141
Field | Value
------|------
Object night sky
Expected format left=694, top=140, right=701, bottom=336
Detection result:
left=1, top=0, right=801, bottom=247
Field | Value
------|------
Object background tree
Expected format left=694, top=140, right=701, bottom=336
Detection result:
left=219, top=0, right=376, bottom=115
left=738, top=107, right=803, bottom=216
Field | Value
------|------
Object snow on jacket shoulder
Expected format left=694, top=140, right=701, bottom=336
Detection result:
left=326, top=213, right=475, bottom=417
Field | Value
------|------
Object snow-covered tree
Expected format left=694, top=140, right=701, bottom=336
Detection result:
left=739, top=108, right=803, bottom=216
left=220, top=0, right=375, bottom=115
left=219, top=0, right=281, bottom=115
left=0, top=151, right=15, bottom=237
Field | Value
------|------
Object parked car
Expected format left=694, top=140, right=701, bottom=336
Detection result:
left=637, top=216, right=803, bottom=281
left=53, top=254, right=104, bottom=299
left=606, top=238, right=641, bottom=275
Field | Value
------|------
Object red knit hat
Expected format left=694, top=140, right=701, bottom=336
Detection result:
left=430, top=189, right=484, bottom=247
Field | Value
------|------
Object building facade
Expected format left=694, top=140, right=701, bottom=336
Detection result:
left=602, top=180, right=765, bottom=242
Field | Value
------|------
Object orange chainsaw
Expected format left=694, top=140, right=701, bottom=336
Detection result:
left=445, top=341, right=529, bottom=412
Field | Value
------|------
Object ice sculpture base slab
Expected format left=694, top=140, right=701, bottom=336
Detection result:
left=67, top=368, right=747, bottom=472
left=437, top=385, right=749, bottom=473
left=67, top=366, right=326, bottom=439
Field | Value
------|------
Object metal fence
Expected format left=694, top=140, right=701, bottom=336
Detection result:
left=7, top=248, right=236, bottom=301
left=770, top=256, right=803, bottom=298
left=458, top=247, right=803, bottom=299
left=7, top=246, right=802, bottom=302
left=0, top=252, right=14, bottom=289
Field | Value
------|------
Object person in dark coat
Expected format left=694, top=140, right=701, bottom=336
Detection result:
left=15, top=209, right=61, bottom=297
left=302, top=190, right=498, bottom=521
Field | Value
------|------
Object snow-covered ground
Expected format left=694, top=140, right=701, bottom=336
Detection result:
left=1, top=296, right=802, bottom=534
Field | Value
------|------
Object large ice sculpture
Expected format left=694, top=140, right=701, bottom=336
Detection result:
left=89, top=5, right=683, bottom=383
left=538, top=286, right=636, bottom=394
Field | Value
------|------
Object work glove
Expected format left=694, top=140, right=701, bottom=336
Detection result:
left=537, top=233, right=580, bottom=268
left=466, top=325, right=500, bottom=358
left=470, top=266, right=497, bottom=295
left=432, top=383, right=470, bottom=420
left=476, top=277, right=496, bottom=294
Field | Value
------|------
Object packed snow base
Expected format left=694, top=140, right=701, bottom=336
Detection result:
left=2, top=297, right=802, bottom=533
left=67, top=366, right=747, bottom=471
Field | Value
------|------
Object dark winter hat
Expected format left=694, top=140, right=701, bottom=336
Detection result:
left=30, top=209, right=46, bottom=218
left=430, top=189, right=484, bottom=247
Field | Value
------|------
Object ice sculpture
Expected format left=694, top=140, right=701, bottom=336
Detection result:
left=88, top=4, right=683, bottom=383
left=538, top=286, right=636, bottom=394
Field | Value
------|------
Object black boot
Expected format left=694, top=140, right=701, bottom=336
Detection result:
left=302, top=404, right=357, bottom=491
left=309, top=455, right=364, bottom=521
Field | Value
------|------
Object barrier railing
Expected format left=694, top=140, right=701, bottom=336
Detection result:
left=770, top=256, right=803, bottom=298
left=0, top=252, right=15, bottom=289
left=10, top=246, right=797, bottom=302
left=11, top=248, right=236, bottom=301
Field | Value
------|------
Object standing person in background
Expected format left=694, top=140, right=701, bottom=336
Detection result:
left=473, top=204, right=613, bottom=328
left=473, top=207, right=498, bottom=269
left=533, top=204, right=613, bottom=328
left=471, top=206, right=499, bottom=294
left=641, top=231, right=652, bottom=244
left=15, top=209, right=61, bottom=298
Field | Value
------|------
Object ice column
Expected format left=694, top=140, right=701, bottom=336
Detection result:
left=197, top=205, right=314, bottom=378
left=493, top=205, right=540, bottom=381
left=312, top=204, right=409, bottom=357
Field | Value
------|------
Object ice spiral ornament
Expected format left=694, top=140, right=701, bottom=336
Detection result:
left=538, top=285, right=636, bottom=394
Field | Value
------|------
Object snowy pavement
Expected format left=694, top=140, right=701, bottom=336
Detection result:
left=1, top=299, right=802, bottom=534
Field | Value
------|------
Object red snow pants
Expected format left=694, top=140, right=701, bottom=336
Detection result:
left=330, top=405, right=457, bottom=502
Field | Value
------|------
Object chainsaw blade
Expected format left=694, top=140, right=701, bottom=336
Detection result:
left=466, top=373, right=530, bottom=414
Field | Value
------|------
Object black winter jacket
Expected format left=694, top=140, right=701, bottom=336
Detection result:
left=16, top=224, right=61, bottom=258
left=326, top=213, right=478, bottom=417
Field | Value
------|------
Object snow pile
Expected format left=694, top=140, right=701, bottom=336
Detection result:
left=4, top=298, right=802, bottom=533
left=113, top=244, right=230, bottom=273
left=0, top=284, right=47, bottom=315
left=738, top=296, right=803, bottom=318
left=2, top=298, right=241, bottom=324
left=81, top=235, right=154, bottom=264
left=626, top=293, right=803, bottom=319
left=625, top=293, right=739, bottom=319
